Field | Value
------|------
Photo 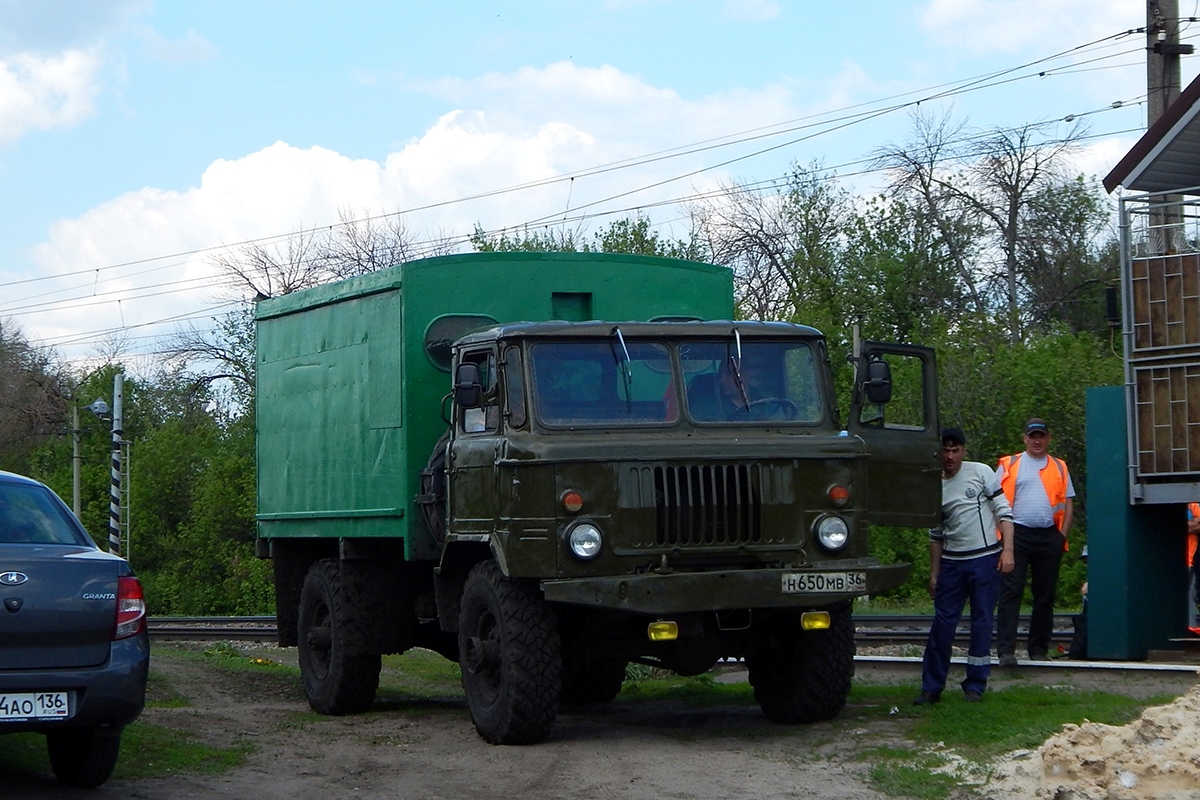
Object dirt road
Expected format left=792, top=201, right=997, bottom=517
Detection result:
left=6, top=643, right=1197, bottom=800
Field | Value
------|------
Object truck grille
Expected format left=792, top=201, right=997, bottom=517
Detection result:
left=626, top=464, right=766, bottom=547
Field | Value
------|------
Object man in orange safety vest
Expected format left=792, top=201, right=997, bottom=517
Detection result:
left=1188, top=502, right=1200, bottom=633
left=994, top=418, right=1075, bottom=666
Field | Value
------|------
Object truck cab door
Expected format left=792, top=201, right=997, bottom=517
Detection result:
left=448, top=348, right=502, bottom=536
left=847, top=341, right=940, bottom=528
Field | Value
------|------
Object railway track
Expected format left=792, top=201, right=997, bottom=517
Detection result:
left=148, top=614, right=1199, bottom=674
left=148, top=613, right=1076, bottom=648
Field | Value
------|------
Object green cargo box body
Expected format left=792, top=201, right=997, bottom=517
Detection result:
left=255, top=251, right=734, bottom=561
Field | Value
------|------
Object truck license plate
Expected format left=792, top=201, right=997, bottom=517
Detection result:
left=0, top=692, right=70, bottom=721
left=781, top=572, right=866, bottom=594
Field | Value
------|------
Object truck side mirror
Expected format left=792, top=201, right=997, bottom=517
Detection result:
left=863, top=356, right=892, bottom=405
left=454, top=362, right=483, bottom=409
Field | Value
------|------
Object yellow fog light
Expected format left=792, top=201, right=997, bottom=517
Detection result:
left=800, top=611, right=831, bottom=631
left=647, top=621, right=679, bottom=641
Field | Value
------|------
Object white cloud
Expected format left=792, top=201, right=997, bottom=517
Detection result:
left=919, top=0, right=1140, bottom=55
left=21, top=61, right=813, bottom=358
left=0, top=49, right=103, bottom=146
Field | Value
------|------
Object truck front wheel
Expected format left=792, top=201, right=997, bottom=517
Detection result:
left=747, top=602, right=854, bottom=724
left=298, top=558, right=381, bottom=715
left=458, top=560, right=560, bottom=744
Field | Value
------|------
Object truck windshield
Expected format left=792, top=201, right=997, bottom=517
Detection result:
left=528, top=339, right=823, bottom=427
left=680, top=340, right=822, bottom=423
left=531, top=341, right=677, bottom=426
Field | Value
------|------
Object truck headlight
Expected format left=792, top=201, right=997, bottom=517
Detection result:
left=815, top=515, right=849, bottom=552
left=567, top=522, right=603, bottom=560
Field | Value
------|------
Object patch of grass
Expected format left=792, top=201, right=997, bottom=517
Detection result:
left=619, top=671, right=754, bottom=707
left=116, top=722, right=251, bottom=779
left=0, top=732, right=46, bottom=778
left=909, top=684, right=1178, bottom=758
left=0, top=724, right=250, bottom=783
left=145, top=667, right=189, bottom=708
left=843, top=682, right=1187, bottom=800
left=378, top=648, right=461, bottom=694
left=868, top=761, right=965, bottom=800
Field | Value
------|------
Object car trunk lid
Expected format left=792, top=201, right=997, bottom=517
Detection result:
left=0, top=545, right=119, bottom=670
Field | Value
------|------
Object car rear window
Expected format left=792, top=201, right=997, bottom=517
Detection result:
left=0, top=483, right=92, bottom=546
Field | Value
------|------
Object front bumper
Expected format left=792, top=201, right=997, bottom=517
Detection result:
left=540, top=561, right=911, bottom=614
left=0, top=634, right=149, bottom=734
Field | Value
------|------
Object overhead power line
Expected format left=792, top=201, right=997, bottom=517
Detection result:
left=5, top=26, right=1167, bottom=356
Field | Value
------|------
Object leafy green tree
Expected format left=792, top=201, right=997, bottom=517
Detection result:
left=0, top=319, right=70, bottom=474
left=873, top=111, right=988, bottom=317
left=842, top=195, right=967, bottom=343
left=1017, top=176, right=1119, bottom=336
left=470, top=215, right=702, bottom=259
left=591, top=216, right=706, bottom=260
left=695, top=163, right=851, bottom=329
left=470, top=223, right=587, bottom=252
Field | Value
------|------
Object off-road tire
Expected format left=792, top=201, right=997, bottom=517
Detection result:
left=298, top=558, right=381, bottom=715
left=458, top=560, right=560, bottom=744
left=560, top=655, right=627, bottom=705
left=47, top=725, right=122, bottom=788
left=747, top=602, right=855, bottom=724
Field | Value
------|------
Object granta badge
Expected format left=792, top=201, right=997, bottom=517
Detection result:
left=0, top=572, right=29, bottom=586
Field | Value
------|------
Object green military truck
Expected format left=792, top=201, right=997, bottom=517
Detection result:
left=255, top=251, right=939, bottom=744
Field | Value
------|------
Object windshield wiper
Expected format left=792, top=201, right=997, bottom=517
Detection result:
left=613, top=326, right=634, bottom=412
left=728, top=327, right=750, bottom=408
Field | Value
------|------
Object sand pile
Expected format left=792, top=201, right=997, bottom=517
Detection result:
left=984, top=681, right=1200, bottom=799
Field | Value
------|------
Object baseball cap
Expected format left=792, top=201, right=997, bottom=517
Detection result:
left=1024, top=418, right=1049, bottom=435
left=941, top=427, right=967, bottom=446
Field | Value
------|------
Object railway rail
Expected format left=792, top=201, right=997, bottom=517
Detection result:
left=148, top=614, right=1199, bottom=674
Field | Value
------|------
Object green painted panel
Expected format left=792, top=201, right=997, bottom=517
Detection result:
left=1086, top=386, right=1189, bottom=659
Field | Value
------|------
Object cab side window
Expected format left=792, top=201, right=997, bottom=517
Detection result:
left=460, top=349, right=500, bottom=434
left=504, top=348, right=527, bottom=429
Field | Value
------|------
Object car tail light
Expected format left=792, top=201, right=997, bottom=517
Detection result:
left=114, top=576, right=146, bottom=640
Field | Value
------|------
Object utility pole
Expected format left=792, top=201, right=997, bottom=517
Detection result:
left=1146, top=0, right=1193, bottom=253
left=1147, top=0, right=1191, bottom=126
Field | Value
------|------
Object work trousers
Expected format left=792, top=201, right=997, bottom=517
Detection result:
left=996, top=524, right=1064, bottom=658
left=921, top=552, right=1001, bottom=696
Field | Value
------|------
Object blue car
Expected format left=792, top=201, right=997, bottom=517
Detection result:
left=0, top=471, right=148, bottom=787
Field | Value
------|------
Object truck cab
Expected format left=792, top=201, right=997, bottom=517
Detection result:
left=426, top=320, right=938, bottom=742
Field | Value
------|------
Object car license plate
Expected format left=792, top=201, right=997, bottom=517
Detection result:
left=0, top=691, right=70, bottom=721
left=781, top=571, right=867, bottom=594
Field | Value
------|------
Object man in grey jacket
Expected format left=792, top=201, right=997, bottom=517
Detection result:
left=914, top=428, right=1015, bottom=705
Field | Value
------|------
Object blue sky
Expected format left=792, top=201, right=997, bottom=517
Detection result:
left=0, top=0, right=1194, bottom=365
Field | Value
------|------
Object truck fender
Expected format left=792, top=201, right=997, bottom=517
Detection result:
left=434, top=540, right=493, bottom=632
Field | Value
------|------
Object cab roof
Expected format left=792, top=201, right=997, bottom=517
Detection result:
left=454, top=319, right=824, bottom=347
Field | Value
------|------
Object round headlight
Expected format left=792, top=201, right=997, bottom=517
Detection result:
left=815, top=516, right=849, bottom=551
left=568, top=523, right=603, bottom=560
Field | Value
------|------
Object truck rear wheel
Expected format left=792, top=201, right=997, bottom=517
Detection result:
left=298, top=558, right=381, bottom=715
left=747, top=602, right=854, bottom=724
left=458, top=560, right=560, bottom=744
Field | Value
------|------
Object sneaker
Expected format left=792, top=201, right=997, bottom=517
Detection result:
left=1028, top=650, right=1048, bottom=661
left=913, top=690, right=941, bottom=706
left=964, top=690, right=982, bottom=702
left=998, top=653, right=1018, bottom=668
